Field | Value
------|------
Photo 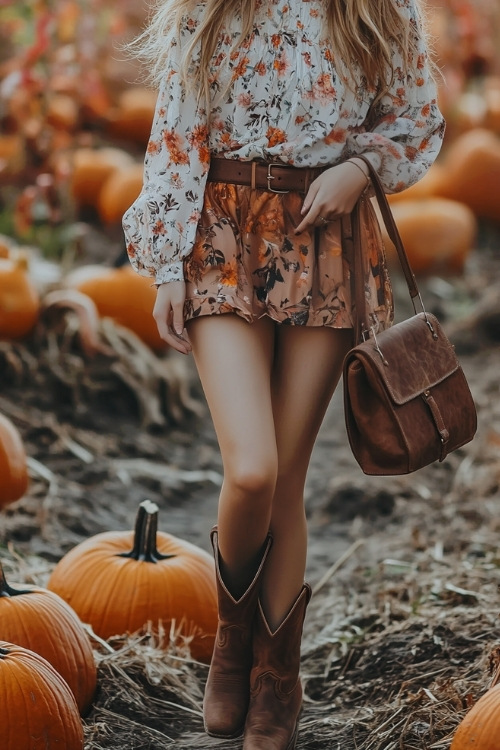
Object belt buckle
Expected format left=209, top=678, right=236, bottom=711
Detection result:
left=267, top=163, right=290, bottom=194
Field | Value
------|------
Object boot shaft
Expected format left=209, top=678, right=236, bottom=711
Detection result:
left=243, top=583, right=312, bottom=750
left=250, top=584, right=311, bottom=694
left=210, top=527, right=273, bottom=622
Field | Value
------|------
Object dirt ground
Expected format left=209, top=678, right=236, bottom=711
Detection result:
left=1, top=226, right=500, bottom=749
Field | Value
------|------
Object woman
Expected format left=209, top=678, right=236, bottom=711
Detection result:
left=123, top=1, right=444, bottom=747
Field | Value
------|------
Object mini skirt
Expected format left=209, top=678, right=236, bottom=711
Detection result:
left=183, top=181, right=394, bottom=330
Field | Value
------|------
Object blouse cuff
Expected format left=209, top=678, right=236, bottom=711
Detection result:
left=155, top=261, right=185, bottom=286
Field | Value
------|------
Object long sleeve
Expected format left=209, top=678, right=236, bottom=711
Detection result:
left=345, top=0, right=445, bottom=194
left=122, top=35, right=210, bottom=285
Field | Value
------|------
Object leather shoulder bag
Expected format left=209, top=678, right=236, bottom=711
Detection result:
left=342, top=158, right=477, bottom=475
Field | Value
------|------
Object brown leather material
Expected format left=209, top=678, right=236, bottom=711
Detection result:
left=343, top=313, right=477, bottom=474
left=243, top=584, right=311, bottom=750
left=207, top=157, right=325, bottom=194
left=342, top=157, right=477, bottom=475
left=203, top=527, right=273, bottom=739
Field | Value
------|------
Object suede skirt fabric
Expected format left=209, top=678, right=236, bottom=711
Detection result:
left=183, top=181, right=394, bottom=331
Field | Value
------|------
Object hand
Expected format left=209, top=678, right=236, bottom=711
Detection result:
left=153, top=281, right=192, bottom=355
left=294, top=159, right=369, bottom=234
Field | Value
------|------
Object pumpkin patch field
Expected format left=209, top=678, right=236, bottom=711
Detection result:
left=1, top=2, right=500, bottom=749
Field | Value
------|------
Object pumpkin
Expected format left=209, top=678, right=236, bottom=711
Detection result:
left=47, top=500, right=218, bottom=663
left=451, top=683, right=500, bottom=749
left=0, top=413, right=29, bottom=509
left=68, top=264, right=164, bottom=351
left=434, top=128, right=500, bottom=222
left=0, top=642, right=84, bottom=749
left=106, top=87, right=157, bottom=144
left=0, top=134, right=24, bottom=174
left=0, top=256, right=40, bottom=339
left=46, top=94, right=79, bottom=131
left=0, top=562, right=96, bottom=715
left=70, top=147, right=134, bottom=208
left=97, top=162, right=144, bottom=225
left=379, top=198, right=477, bottom=274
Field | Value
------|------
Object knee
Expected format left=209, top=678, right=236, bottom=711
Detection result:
left=225, top=461, right=277, bottom=503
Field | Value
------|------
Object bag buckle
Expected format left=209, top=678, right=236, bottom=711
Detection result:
left=267, top=163, right=290, bottom=194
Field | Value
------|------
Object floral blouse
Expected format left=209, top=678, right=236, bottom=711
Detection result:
left=123, top=0, right=445, bottom=285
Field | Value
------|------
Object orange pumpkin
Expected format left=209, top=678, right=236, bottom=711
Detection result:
left=0, top=134, right=24, bottom=174
left=68, top=264, right=164, bottom=351
left=97, top=163, right=144, bottom=225
left=451, top=684, right=500, bottom=750
left=70, top=147, right=134, bottom=208
left=46, top=94, right=79, bottom=131
left=0, top=642, right=84, bottom=749
left=380, top=198, right=477, bottom=274
left=0, top=563, right=96, bottom=715
left=434, top=129, right=500, bottom=222
left=0, top=413, right=29, bottom=509
left=47, top=501, right=218, bottom=663
left=0, top=256, right=40, bottom=339
left=106, top=87, right=157, bottom=144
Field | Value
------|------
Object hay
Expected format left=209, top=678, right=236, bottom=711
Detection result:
left=0, top=309, right=203, bottom=429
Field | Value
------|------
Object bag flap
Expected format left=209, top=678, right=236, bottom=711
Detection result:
left=346, top=313, right=460, bottom=405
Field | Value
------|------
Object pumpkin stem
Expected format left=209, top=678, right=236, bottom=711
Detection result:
left=0, top=562, right=32, bottom=598
left=118, top=500, right=175, bottom=563
left=144, top=503, right=175, bottom=563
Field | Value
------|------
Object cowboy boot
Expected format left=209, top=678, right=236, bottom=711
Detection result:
left=204, top=527, right=273, bottom=738
left=243, top=583, right=312, bottom=750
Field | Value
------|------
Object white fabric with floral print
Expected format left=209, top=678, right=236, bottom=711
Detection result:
left=123, top=0, right=445, bottom=285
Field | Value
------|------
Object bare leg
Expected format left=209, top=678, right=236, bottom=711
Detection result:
left=262, top=326, right=353, bottom=630
left=186, top=314, right=276, bottom=595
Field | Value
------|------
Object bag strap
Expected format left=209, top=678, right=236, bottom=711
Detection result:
left=344, top=156, right=422, bottom=343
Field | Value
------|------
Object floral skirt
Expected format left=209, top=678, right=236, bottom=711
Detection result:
left=184, top=182, right=394, bottom=330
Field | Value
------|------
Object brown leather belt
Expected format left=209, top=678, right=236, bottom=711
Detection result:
left=207, top=157, right=325, bottom=194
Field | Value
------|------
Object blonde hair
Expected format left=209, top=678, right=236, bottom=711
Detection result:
left=134, top=0, right=426, bottom=103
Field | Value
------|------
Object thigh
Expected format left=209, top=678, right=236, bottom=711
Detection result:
left=186, top=314, right=277, bottom=472
left=272, top=326, right=353, bottom=479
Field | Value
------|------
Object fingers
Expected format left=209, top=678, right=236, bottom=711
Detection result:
left=295, top=162, right=370, bottom=234
left=295, top=205, right=335, bottom=234
left=295, top=208, right=321, bottom=235
left=153, top=282, right=192, bottom=355
left=295, top=175, right=335, bottom=234
left=155, top=314, right=191, bottom=354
